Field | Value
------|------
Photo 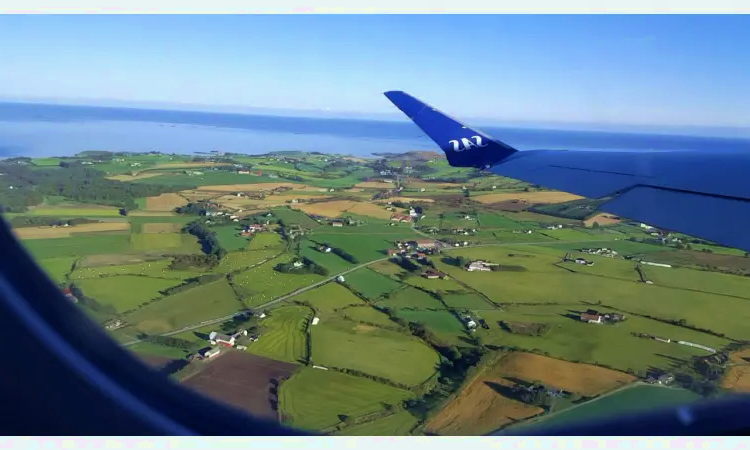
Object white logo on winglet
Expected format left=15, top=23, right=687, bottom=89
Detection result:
left=448, top=136, right=489, bottom=152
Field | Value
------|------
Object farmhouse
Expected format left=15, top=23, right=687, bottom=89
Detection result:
left=580, top=310, right=602, bottom=324
left=413, top=239, right=438, bottom=249
left=312, top=317, right=320, bottom=326
left=331, top=220, right=344, bottom=227
left=208, top=331, right=236, bottom=347
left=423, top=269, right=447, bottom=280
left=201, top=347, right=222, bottom=359
left=466, top=261, right=497, bottom=272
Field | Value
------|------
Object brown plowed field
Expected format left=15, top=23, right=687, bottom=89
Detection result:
left=182, top=351, right=300, bottom=420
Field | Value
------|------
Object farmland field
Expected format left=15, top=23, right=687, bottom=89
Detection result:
left=130, top=232, right=183, bottom=250
left=291, top=282, right=365, bottom=318
left=393, top=309, right=468, bottom=345
left=516, top=384, right=701, bottom=431
left=344, top=268, right=403, bottom=299
left=36, top=256, right=78, bottom=283
left=279, top=367, right=414, bottom=431
left=341, top=305, right=396, bottom=328
left=75, top=275, right=181, bottom=313
left=232, top=256, right=325, bottom=307
left=14, top=222, right=130, bottom=239
left=248, top=232, right=284, bottom=250
left=310, top=318, right=440, bottom=386
left=426, top=372, right=544, bottom=436
left=21, top=234, right=133, bottom=259
left=377, top=286, right=446, bottom=310
left=144, top=193, right=188, bottom=211
left=491, top=352, right=636, bottom=396
left=141, top=222, right=183, bottom=233
left=124, top=279, right=243, bottom=334
left=213, top=225, right=251, bottom=252
left=249, top=305, right=312, bottom=364
left=272, top=207, right=320, bottom=228
left=334, top=411, right=420, bottom=436
left=473, top=191, right=584, bottom=205
left=182, top=351, right=300, bottom=421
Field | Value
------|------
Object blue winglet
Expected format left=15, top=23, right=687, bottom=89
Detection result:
left=384, top=90, right=518, bottom=168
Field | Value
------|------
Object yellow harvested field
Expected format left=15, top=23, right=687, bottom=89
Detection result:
left=426, top=376, right=543, bottom=436
left=194, top=182, right=309, bottom=192
left=179, top=190, right=219, bottom=201
left=344, top=188, right=363, bottom=193
left=406, top=181, right=464, bottom=189
left=142, top=223, right=182, bottom=233
left=292, top=200, right=393, bottom=219
left=495, top=353, right=636, bottom=396
left=354, top=181, right=397, bottom=189
left=106, top=172, right=166, bottom=182
left=729, top=349, right=750, bottom=364
left=293, top=200, right=357, bottom=217
left=144, top=193, right=188, bottom=212
left=583, top=213, right=621, bottom=227
left=473, top=191, right=584, bottom=205
left=151, top=162, right=224, bottom=169
left=14, top=222, right=130, bottom=239
left=373, top=197, right=435, bottom=204
left=721, top=366, right=750, bottom=392
left=128, top=210, right=179, bottom=217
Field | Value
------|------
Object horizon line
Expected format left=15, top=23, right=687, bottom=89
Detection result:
left=1, top=95, right=749, bottom=140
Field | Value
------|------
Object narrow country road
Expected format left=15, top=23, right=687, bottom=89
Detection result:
left=122, top=237, right=620, bottom=347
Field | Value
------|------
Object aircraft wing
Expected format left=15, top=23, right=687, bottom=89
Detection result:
left=384, top=90, right=750, bottom=253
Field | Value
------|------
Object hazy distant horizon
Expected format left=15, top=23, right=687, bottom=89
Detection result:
left=1, top=97, right=749, bottom=141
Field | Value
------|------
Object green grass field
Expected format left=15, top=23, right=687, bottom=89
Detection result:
left=476, top=213, right=525, bottom=229
left=344, top=268, right=403, bottom=299
left=249, top=305, right=312, bottom=363
left=24, top=207, right=124, bottom=217
left=272, top=207, right=321, bottom=228
left=310, top=318, right=439, bottom=386
left=233, top=256, right=325, bottom=307
left=377, top=286, right=445, bottom=310
left=248, top=232, right=284, bottom=250
left=334, top=410, right=419, bottom=436
left=517, top=384, right=701, bottom=431
left=441, top=292, right=495, bottom=309
left=213, top=225, right=251, bottom=252
left=124, top=279, right=243, bottom=334
left=299, top=242, right=357, bottom=273
left=216, top=249, right=281, bottom=272
left=309, top=233, right=402, bottom=264
left=75, top=275, right=182, bottom=313
left=475, top=304, right=731, bottom=373
left=130, top=232, right=183, bottom=250
left=279, top=367, right=414, bottom=431
left=393, top=309, right=469, bottom=345
left=341, top=305, right=397, bottom=328
left=291, top=282, right=365, bottom=318
left=22, top=234, right=133, bottom=259
left=70, top=258, right=207, bottom=280
left=36, top=256, right=78, bottom=284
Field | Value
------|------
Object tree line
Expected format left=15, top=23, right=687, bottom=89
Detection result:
left=0, top=161, right=195, bottom=213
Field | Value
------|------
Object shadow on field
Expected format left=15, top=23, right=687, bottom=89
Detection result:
left=656, top=353, right=688, bottom=368
left=157, top=359, right=189, bottom=377
left=484, top=381, right=517, bottom=398
left=193, top=331, right=210, bottom=341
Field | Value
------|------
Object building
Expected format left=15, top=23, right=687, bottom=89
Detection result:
left=423, top=269, right=447, bottom=279
left=202, top=348, right=221, bottom=359
left=413, top=239, right=438, bottom=249
left=580, top=310, right=602, bottom=324
left=208, top=331, right=236, bottom=347
left=336, top=275, right=346, bottom=283
left=238, top=170, right=251, bottom=174
left=331, top=221, right=344, bottom=227
left=657, top=374, right=675, bottom=385
left=466, top=261, right=497, bottom=272
left=390, top=214, right=413, bottom=223
left=312, top=317, right=320, bottom=326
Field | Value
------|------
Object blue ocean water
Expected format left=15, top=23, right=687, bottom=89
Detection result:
left=1, top=101, right=749, bottom=158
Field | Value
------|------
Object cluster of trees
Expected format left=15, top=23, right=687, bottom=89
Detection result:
left=168, top=253, right=221, bottom=270
left=274, top=258, right=329, bottom=276
left=182, top=221, right=227, bottom=259
left=7, top=216, right=99, bottom=228
left=160, top=273, right=225, bottom=296
left=175, top=202, right=211, bottom=215
left=136, top=334, right=197, bottom=351
left=0, top=160, right=194, bottom=213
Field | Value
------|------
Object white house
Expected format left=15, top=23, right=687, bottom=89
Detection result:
left=203, top=348, right=221, bottom=359
left=336, top=275, right=345, bottom=283
left=312, top=317, right=320, bottom=326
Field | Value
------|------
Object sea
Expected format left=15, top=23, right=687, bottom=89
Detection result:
left=1, top=101, right=749, bottom=159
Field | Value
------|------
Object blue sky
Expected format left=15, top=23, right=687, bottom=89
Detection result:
left=0, top=15, right=749, bottom=129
